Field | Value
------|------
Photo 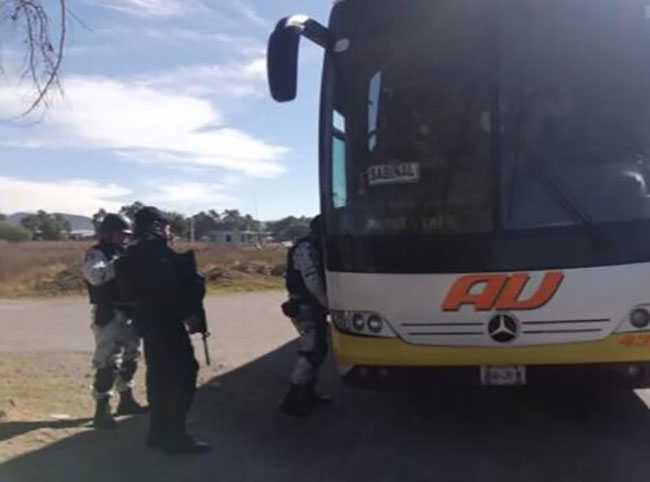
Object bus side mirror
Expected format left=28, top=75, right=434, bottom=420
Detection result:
left=267, top=15, right=331, bottom=102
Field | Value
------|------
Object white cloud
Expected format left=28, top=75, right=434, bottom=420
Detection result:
left=243, top=58, right=266, bottom=77
left=0, top=75, right=287, bottom=177
left=148, top=182, right=227, bottom=202
left=0, top=177, right=131, bottom=216
left=147, top=181, right=235, bottom=208
left=86, top=0, right=200, bottom=17
left=142, top=57, right=267, bottom=98
left=115, top=145, right=283, bottom=177
left=142, top=28, right=266, bottom=57
left=195, top=1, right=267, bottom=31
left=230, top=0, right=267, bottom=27
left=87, top=0, right=265, bottom=25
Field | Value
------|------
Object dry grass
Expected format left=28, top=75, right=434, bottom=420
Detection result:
left=0, top=241, right=89, bottom=297
left=0, top=241, right=287, bottom=298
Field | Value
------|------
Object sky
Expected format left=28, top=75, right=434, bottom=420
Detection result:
left=0, top=0, right=331, bottom=220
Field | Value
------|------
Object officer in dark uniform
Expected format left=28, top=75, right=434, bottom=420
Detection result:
left=82, top=214, right=147, bottom=429
left=279, top=215, right=332, bottom=417
left=118, top=206, right=210, bottom=455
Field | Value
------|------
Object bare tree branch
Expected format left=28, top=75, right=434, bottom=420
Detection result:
left=0, top=0, right=66, bottom=115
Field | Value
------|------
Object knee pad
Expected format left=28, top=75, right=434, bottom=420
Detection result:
left=296, top=350, right=318, bottom=368
left=94, top=367, right=116, bottom=394
left=119, top=360, right=137, bottom=382
left=291, top=356, right=317, bottom=386
left=314, top=334, right=329, bottom=363
left=298, top=332, right=328, bottom=366
left=297, top=329, right=318, bottom=353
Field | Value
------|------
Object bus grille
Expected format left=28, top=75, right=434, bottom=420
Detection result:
left=398, top=318, right=612, bottom=346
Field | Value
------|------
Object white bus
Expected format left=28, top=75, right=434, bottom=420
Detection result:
left=268, top=0, right=650, bottom=388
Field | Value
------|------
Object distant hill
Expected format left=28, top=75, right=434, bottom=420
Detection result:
left=6, top=213, right=31, bottom=226
left=6, top=213, right=94, bottom=232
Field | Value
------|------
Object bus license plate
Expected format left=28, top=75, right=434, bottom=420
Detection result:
left=480, top=366, right=526, bottom=386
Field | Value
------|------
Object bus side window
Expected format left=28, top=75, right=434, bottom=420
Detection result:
left=368, top=71, right=382, bottom=152
left=332, top=110, right=348, bottom=208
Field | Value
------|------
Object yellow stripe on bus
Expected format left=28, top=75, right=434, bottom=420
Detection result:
left=332, top=330, right=650, bottom=366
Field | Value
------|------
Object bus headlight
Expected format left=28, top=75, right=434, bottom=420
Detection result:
left=367, top=315, right=383, bottom=333
left=352, top=313, right=366, bottom=331
left=331, top=311, right=348, bottom=331
left=631, top=308, right=650, bottom=329
left=329, top=310, right=397, bottom=338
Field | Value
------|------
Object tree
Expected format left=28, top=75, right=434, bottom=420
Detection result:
left=0, top=213, right=6, bottom=222
left=166, top=211, right=188, bottom=238
left=242, top=214, right=260, bottom=231
left=119, top=201, right=145, bottom=222
left=217, top=210, right=262, bottom=231
left=267, top=216, right=311, bottom=242
left=20, top=210, right=70, bottom=240
left=0, top=221, right=32, bottom=241
left=220, top=209, right=243, bottom=231
left=91, top=208, right=107, bottom=233
left=192, top=211, right=219, bottom=240
left=1, top=1, right=67, bottom=114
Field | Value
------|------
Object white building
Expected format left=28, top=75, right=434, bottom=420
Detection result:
left=205, top=230, right=271, bottom=247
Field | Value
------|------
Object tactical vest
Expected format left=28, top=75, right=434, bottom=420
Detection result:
left=85, top=241, right=122, bottom=326
left=285, top=237, right=325, bottom=306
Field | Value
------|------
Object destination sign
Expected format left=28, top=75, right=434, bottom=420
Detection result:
left=367, top=162, right=420, bottom=186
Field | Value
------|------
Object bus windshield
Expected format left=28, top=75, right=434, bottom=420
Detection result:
left=327, top=0, right=650, bottom=237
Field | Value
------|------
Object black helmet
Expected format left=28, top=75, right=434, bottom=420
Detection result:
left=134, top=206, right=168, bottom=235
left=98, top=213, right=132, bottom=238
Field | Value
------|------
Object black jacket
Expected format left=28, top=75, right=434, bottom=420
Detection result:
left=117, top=235, right=201, bottom=333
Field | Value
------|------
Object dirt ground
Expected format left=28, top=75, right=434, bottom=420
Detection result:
left=2, top=294, right=650, bottom=482
left=0, top=292, right=294, bottom=465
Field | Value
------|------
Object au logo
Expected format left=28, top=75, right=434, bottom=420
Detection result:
left=442, top=272, right=564, bottom=311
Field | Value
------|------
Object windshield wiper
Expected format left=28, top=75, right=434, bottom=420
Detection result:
left=506, top=92, right=612, bottom=250
left=518, top=143, right=613, bottom=249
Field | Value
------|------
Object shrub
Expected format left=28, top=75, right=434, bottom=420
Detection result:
left=0, top=222, right=33, bottom=242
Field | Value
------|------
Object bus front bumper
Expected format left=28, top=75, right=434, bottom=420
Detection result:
left=340, top=363, right=650, bottom=389
left=332, top=329, right=650, bottom=389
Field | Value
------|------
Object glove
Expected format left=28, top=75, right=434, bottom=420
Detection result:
left=183, top=308, right=207, bottom=334
left=281, top=300, right=299, bottom=318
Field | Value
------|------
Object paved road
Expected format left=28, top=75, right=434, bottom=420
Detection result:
left=0, top=293, right=295, bottom=365
left=2, top=294, right=650, bottom=482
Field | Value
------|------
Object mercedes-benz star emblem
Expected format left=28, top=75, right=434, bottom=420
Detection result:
left=487, top=314, right=519, bottom=343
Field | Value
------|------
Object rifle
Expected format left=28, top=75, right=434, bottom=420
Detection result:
left=202, top=332, right=211, bottom=366
left=176, top=250, right=212, bottom=366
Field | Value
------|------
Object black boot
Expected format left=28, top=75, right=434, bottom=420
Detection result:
left=146, top=407, right=166, bottom=448
left=116, top=388, right=148, bottom=415
left=161, top=433, right=211, bottom=455
left=306, top=380, right=333, bottom=407
left=278, top=384, right=312, bottom=417
left=93, top=399, right=117, bottom=430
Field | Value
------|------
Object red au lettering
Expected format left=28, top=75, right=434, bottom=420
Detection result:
left=442, top=271, right=564, bottom=311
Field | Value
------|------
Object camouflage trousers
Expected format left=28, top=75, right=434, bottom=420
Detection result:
left=289, top=304, right=329, bottom=386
